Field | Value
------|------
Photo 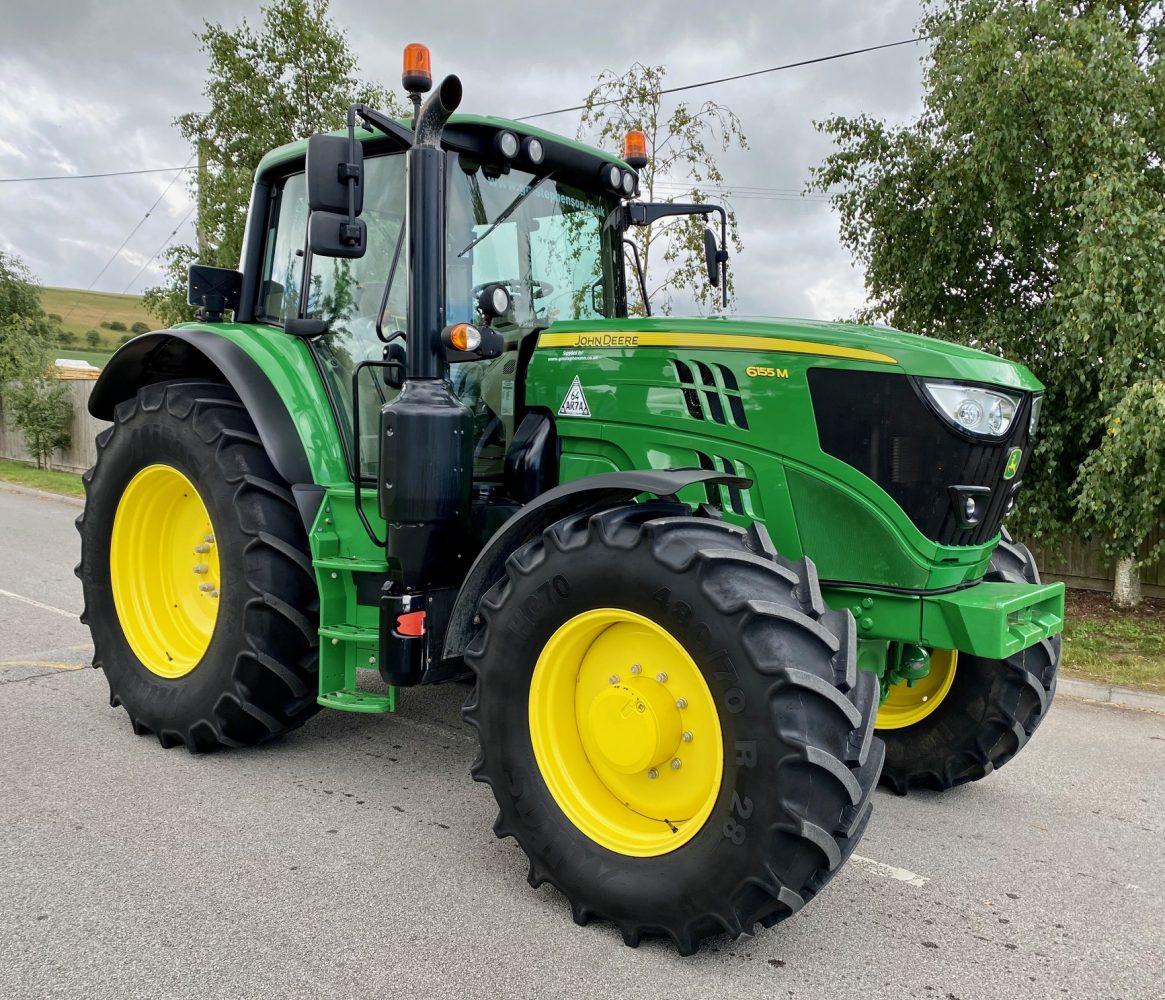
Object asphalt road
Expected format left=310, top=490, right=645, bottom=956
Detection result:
left=1, top=484, right=1162, bottom=1000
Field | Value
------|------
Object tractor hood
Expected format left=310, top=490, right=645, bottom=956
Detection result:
left=538, top=316, right=1044, bottom=393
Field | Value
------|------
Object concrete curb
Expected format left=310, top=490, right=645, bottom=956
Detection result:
left=0, top=481, right=84, bottom=509
left=1059, top=676, right=1165, bottom=716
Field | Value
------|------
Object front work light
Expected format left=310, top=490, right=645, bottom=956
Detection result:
left=922, top=381, right=1021, bottom=439
left=495, top=131, right=519, bottom=159
left=522, top=137, right=545, bottom=165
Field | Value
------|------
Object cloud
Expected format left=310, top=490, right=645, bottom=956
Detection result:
left=0, top=0, right=927, bottom=315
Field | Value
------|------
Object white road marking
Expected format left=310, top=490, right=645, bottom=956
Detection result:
left=0, top=588, right=78, bottom=620
left=0, top=660, right=83, bottom=671
left=850, top=854, right=930, bottom=888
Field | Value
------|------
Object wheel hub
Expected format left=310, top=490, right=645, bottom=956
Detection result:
left=529, top=608, right=724, bottom=857
left=585, top=679, right=681, bottom=775
left=109, top=464, right=220, bottom=679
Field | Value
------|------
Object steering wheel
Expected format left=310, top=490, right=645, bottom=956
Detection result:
left=473, top=278, right=555, bottom=303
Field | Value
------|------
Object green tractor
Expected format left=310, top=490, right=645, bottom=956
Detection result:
left=76, top=49, right=1064, bottom=953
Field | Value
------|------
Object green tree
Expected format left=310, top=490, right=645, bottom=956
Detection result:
left=578, top=62, right=747, bottom=315
left=130, top=321, right=150, bottom=335
left=85, top=329, right=101, bottom=348
left=1077, top=380, right=1165, bottom=608
left=9, top=378, right=72, bottom=469
left=144, top=0, right=402, bottom=326
left=0, top=251, right=51, bottom=404
left=810, top=0, right=1165, bottom=605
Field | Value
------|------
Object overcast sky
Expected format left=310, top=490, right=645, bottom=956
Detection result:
left=0, top=0, right=927, bottom=320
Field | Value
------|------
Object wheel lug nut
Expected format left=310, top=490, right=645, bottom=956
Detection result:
left=682, top=731, right=693, bottom=742
left=656, top=672, right=668, bottom=683
left=647, top=768, right=658, bottom=780
left=630, top=663, right=641, bottom=674
left=608, top=675, right=620, bottom=685
left=670, top=758, right=682, bottom=770
left=194, top=543, right=210, bottom=554
left=199, top=583, right=214, bottom=592
left=193, top=564, right=208, bottom=574
left=204, top=535, right=214, bottom=544
left=676, top=697, right=688, bottom=709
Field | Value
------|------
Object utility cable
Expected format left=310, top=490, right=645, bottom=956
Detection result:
left=514, top=36, right=929, bottom=121
left=60, top=154, right=195, bottom=323
left=0, top=165, right=196, bottom=183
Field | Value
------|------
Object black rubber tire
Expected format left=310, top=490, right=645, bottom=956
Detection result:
left=75, top=380, right=320, bottom=751
left=463, top=502, right=883, bottom=954
left=878, top=529, right=1061, bottom=794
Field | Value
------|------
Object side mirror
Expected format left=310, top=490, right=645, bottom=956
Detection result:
left=309, top=212, right=367, bottom=259
left=306, top=134, right=363, bottom=215
left=703, top=227, right=721, bottom=288
left=306, top=133, right=366, bottom=259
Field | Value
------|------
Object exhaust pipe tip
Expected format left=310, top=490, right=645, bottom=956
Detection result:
left=415, top=74, right=462, bottom=147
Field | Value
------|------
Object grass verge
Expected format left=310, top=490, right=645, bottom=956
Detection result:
left=0, top=459, right=84, bottom=498
left=1062, top=588, right=1165, bottom=693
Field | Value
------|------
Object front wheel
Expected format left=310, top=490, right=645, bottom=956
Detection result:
left=877, top=531, right=1061, bottom=794
left=463, top=503, right=883, bottom=954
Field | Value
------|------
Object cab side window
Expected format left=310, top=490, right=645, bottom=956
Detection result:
left=257, top=173, right=309, bottom=324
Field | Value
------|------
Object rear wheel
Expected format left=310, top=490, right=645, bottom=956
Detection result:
left=464, top=503, right=883, bottom=954
left=877, top=532, right=1061, bottom=793
left=76, top=381, right=320, bottom=751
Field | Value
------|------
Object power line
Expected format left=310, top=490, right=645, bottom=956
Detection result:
left=82, top=204, right=198, bottom=337
left=515, top=36, right=929, bottom=121
left=120, top=204, right=197, bottom=296
left=0, top=165, right=196, bottom=183
left=61, top=154, right=196, bottom=323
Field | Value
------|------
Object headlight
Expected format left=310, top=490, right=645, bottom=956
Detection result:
left=922, top=381, right=1021, bottom=439
left=1029, top=394, right=1043, bottom=437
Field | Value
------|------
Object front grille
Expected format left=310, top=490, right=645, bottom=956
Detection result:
left=808, top=369, right=1032, bottom=546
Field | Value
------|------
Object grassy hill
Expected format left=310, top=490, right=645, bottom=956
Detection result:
left=39, top=287, right=156, bottom=346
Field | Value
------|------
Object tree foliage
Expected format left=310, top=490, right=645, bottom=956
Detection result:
left=145, top=0, right=402, bottom=325
left=1077, top=379, right=1165, bottom=564
left=9, top=378, right=72, bottom=469
left=811, top=0, right=1165, bottom=559
left=0, top=251, right=51, bottom=402
left=578, top=62, right=747, bottom=315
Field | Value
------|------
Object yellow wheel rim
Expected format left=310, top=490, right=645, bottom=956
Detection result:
left=110, top=464, right=221, bottom=679
left=529, top=608, right=724, bottom=857
left=876, top=649, right=958, bottom=730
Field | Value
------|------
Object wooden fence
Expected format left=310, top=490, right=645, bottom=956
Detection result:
left=1026, top=528, right=1165, bottom=600
left=1, top=377, right=1158, bottom=597
left=0, top=379, right=107, bottom=474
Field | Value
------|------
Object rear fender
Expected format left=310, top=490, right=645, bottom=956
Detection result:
left=89, top=326, right=347, bottom=490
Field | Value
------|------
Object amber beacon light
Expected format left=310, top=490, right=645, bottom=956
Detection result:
left=402, top=43, right=433, bottom=93
left=623, top=129, right=648, bottom=168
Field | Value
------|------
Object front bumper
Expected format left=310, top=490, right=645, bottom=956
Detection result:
left=825, top=580, right=1065, bottom=661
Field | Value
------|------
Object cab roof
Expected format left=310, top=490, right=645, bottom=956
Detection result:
left=256, top=113, right=632, bottom=178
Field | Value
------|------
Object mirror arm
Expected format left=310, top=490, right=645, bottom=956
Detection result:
left=622, top=238, right=650, bottom=317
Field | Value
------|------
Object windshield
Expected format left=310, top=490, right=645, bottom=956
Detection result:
left=300, top=153, right=623, bottom=483
left=446, top=165, right=623, bottom=327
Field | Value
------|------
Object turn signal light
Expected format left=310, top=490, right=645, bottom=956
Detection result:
left=623, top=129, right=648, bottom=168
left=402, top=43, right=432, bottom=93
left=448, top=323, right=481, bottom=352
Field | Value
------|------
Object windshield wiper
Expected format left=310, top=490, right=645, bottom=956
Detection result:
left=457, top=173, right=554, bottom=258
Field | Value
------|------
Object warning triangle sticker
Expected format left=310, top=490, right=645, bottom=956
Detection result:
left=558, top=375, right=591, bottom=417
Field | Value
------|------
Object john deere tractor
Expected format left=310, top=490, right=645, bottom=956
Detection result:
left=77, top=46, right=1064, bottom=953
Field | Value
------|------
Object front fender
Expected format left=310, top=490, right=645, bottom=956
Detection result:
left=441, top=468, right=750, bottom=661
left=89, top=324, right=348, bottom=488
